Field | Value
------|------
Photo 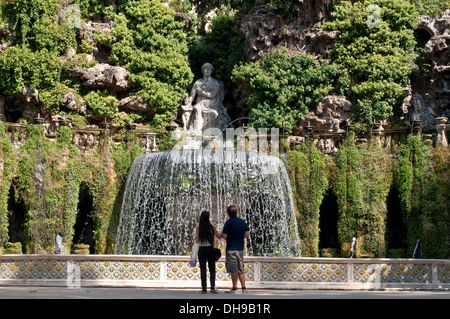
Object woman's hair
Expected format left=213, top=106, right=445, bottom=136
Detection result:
left=198, top=211, right=213, bottom=244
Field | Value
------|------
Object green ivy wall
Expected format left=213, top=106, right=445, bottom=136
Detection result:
left=0, top=122, right=143, bottom=254
left=0, top=123, right=448, bottom=258
left=287, top=131, right=449, bottom=259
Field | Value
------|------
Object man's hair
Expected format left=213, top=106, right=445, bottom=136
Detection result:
left=227, top=205, right=237, bottom=217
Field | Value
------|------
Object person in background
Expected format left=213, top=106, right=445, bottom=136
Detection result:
left=221, top=205, right=249, bottom=294
left=196, top=211, right=221, bottom=294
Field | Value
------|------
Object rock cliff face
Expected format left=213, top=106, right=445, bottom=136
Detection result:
left=1, top=1, right=448, bottom=137
left=75, top=63, right=132, bottom=92
left=235, top=3, right=450, bottom=135
left=418, top=10, right=450, bottom=118
left=236, top=1, right=340, bottom=62
left=234, top=1, right=345, bottom=136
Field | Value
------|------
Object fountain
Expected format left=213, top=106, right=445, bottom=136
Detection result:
left=54, top=234, right=64, bottom=254
left=115, top=150, right=301, bottom=257
left=115, top=63, right=301, bottom=257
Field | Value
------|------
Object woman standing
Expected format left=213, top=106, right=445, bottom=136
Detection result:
left=196, top=211, right=221, bottom=294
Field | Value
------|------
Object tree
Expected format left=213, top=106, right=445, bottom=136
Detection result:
left=0, top=0, right=193, bottom=130
left=323, top=0, right=419, bottom=127
left=409, top=0, right=450, bottom=16
left=1, top=0, right=76, bottom=54
left=231, top=47, right=338, bottom=131
left=0, top=0, right=77, bottom=114
left=189, top=8, right=245, bottom=89
left=110, top=0, right=193, bottom=129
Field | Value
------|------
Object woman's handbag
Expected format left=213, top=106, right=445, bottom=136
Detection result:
left=213, top=248, right=221, bottom=261
left=189, top=243, right=199, bottom=267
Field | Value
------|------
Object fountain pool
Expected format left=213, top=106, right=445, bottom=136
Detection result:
left=115, top=150, right=301, bottom=257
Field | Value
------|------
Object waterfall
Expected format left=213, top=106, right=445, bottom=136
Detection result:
left=115, top=150, right=301, bottom=257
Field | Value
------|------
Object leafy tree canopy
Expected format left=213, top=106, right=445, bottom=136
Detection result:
left=409, top=0, right=450, bottom=16
left=1, top=0, right=76, bottom=54
left=231, top=47, right=338, bottom=131
left=110, top=0, right=193, bottom=129
left=323, top=0, right=419, bottom=126
left=0, top=0, right=193, bottom=131
left=188, top=8, right=245, bottom=89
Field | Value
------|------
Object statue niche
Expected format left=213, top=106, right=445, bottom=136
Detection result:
left=181, top=63, right=230, bottom=135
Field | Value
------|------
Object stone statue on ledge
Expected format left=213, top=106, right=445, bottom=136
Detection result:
left=405, top=92, right=440, bottom=130
left=181, top=63, right=230, bottom=135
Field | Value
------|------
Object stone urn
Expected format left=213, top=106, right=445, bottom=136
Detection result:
left=435, top=117, right=448, bottom=125
left=34, top=117, right=45, bottom=125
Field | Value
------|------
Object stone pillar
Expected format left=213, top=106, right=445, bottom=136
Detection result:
left=372, top=126, right=383, bottom=148
left=435, top=117, right=448, bottom=148
left=141, top=132, right=159, bottom=153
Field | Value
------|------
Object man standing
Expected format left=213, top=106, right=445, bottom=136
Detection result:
left=221, top=205, right=249, bottom=294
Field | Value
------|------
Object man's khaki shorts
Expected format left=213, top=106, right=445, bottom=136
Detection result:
left=225, top=250, right=245, bottom=274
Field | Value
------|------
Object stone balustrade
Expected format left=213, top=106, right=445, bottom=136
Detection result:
left=1, top=122, right=164, bottom=153
left=0, top=255, right=448, bottom=290
left=2, top=121, right=448, bottom=155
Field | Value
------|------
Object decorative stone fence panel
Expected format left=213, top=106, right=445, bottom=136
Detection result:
left=0, top=255, right=448, bottom=290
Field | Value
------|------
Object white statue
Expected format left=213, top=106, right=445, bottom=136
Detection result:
left=181, top=63, right=230, bottom=135
left=350, top=236, right=356, bottom=258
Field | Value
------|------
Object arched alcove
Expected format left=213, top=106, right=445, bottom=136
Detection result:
left=385, top=187, right=407, bottom=257
left=73, top=183, right=95, bottom=253
left=411, top=27, right=433, bottom=95
left=7, top=181, right=27, bottom=250
left=318, top=190, right=339, bottom=257
left=415, top=27, right=432, bottom=47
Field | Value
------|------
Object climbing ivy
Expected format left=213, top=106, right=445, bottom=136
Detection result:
left=0, top=121, right=145, bottom=254
left=332, top=132, right=392, bottom=257
left=422, top=148, right=450, bottom=258
left=394, top=134, right=450, bottom=258
left=1, top=122, right=449, bottom=257
left=111, top=133, right=144, bottom=181
left=287, top=142, right=328, bottom=257
left=394, top=134, right=425, bottom=217
left=357, top=141, right=392, bottom=257
left=333, top=132, right=363, bottom=256
left=0, top=123, right=15, bottom=244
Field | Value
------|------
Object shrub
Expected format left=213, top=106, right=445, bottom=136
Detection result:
left=323, top=0, right=418, bottom=126
left=84, top=90, right=119, bottom=119
left=232, top=47, right=338, bottom=131
left=110, top=0, right=193, bottom=129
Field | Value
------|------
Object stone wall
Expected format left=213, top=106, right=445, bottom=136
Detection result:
left=417, top=10, right=450, bottom=120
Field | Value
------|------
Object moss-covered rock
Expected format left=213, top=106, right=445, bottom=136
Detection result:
left=4, top=242, right=22, bottom=254
left=72, top=243, right=90, bottom=254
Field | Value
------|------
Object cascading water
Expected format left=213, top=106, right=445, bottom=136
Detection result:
left=115, top=150, right=301, bottom=257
